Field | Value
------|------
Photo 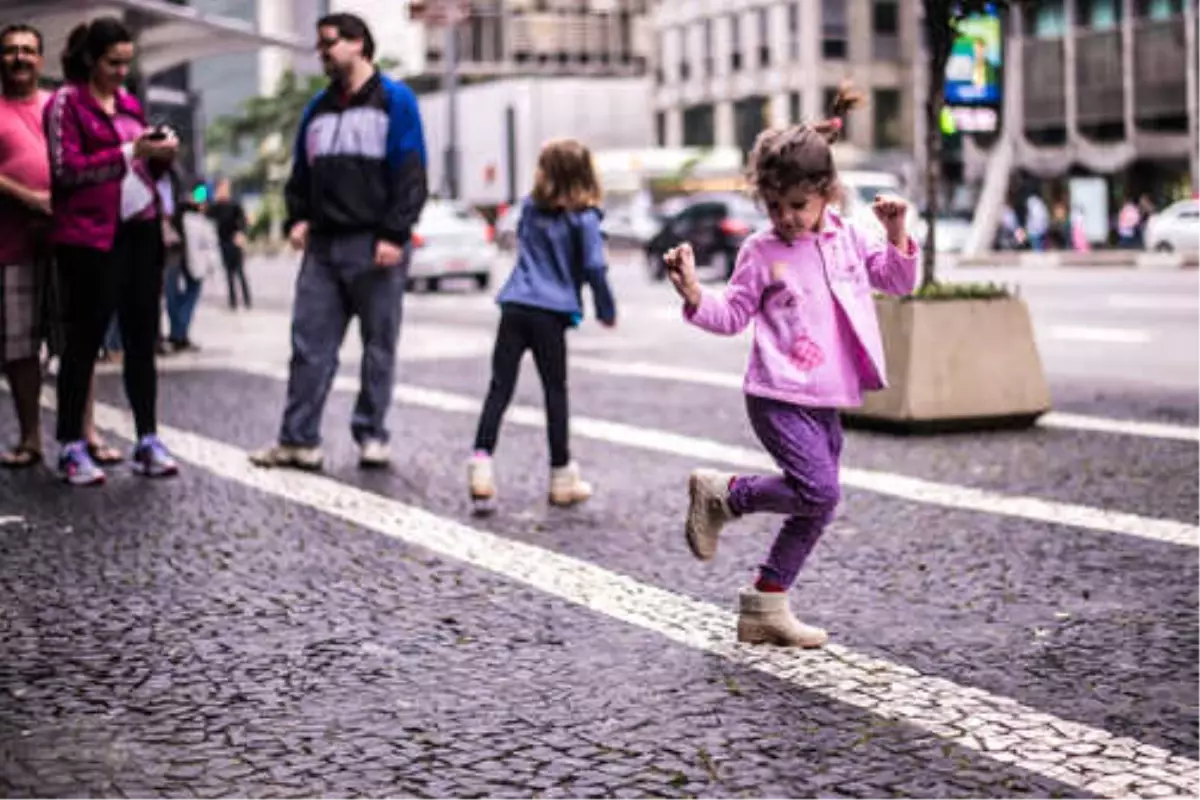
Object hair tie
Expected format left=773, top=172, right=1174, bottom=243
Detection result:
left=829, top=117, right=844, bottom=132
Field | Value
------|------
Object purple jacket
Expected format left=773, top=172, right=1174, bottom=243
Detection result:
left=43, top=84, right=161, bottom=252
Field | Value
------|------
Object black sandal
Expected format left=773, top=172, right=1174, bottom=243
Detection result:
left=0, top=445, right=43, bottom=469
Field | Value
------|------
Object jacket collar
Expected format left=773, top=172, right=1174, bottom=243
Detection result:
left=767, top=207, right=846, bottom=245
left=69, top=81, right=142, bottom=120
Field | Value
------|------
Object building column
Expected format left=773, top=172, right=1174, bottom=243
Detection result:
left=769, top=92, right=790, bottom=127
left=1185, top=0, right=1199, bottom=193
left=666, top=107, right=684, bottom=148
left=1063, top=0, right=1079, bottom=141
left=1121, top=0, right=1136, bottom=144
left=799, top=0, right=822, bottom=121
left=715, top=99, right=735, bottom=148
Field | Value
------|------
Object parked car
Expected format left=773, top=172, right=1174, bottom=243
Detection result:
left=644, top=193, right=768, bottom=281
left=837, top=170, right=921, bottom=243
left=602, top=202, right=662, bottom=249
left=1143, top=199, right=1199, bottom=254
left=407, top=200, right=498, bottom=292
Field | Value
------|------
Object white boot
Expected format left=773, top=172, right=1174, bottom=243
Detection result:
left=468, top=454, right=496, bottom=514
left=549, top=461, right=593, bottom=506
left=736, top=587, right=828, bottom=648
left=685, top=469, right=737, bottom=561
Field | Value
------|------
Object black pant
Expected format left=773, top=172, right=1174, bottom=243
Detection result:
left=55, top=220, right=163, bottom=443
left=473, top=304, right=571, bottom=467
left=221, top=242, right=251, bottom=308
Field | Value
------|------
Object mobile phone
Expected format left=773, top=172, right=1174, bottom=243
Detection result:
left=145, top=127, right=168, bottom=141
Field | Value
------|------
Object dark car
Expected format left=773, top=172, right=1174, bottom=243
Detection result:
left=644, top=193, right=768, bottom=281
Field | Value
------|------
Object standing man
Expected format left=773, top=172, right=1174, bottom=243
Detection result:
left=250, top=13, right=427, bottom=470
left=0, top=24, right=51, bottom=467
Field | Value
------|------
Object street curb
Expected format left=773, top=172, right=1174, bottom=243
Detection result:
left=953, top=252, right=1199, bottom=270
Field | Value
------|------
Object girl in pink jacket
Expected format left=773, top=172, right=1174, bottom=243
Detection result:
left=663, top=86, right=919, bottom=649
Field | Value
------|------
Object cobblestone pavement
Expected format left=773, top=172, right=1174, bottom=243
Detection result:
left=1, top=255, right=1197, bottom=798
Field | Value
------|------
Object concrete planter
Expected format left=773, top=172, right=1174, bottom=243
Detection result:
left=842, top=295, right=1052, bottom=434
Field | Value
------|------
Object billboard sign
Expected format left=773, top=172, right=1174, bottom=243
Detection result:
left=944, top=4, right=1002, bottom=107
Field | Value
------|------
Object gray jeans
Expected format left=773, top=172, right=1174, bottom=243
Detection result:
left=279, top=232, right=407, bottom=447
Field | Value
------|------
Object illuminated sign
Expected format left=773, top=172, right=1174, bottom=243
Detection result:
left=945, top=4, right=1002, bottom=107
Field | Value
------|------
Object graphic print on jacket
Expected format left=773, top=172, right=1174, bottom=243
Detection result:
left=762, top=272, right=825, bottom=378
left=284, top=72, right=427, bottom=246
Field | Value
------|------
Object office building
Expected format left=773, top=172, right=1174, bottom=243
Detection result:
left=649, top=0, right=920, bottom=159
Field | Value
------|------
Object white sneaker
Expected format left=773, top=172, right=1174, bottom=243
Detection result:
left=685, top=469, right=737, bottom=561
left=736, top=587, right=828, bottom=648
left=359, top=439, right=390, bottom=469
left=248, top=443, right=324, bottom=471
left=549, top=461, right=593, bottom=507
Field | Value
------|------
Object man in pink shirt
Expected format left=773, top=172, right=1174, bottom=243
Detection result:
left=0, top=24, right=51, bottom=467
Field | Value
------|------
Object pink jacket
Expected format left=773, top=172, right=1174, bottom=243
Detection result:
left=43, top=84, right=158, bottom=251
left=685, top=211, right=919, bottom=409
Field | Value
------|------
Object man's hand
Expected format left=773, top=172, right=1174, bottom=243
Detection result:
left=374, top=239, right=404, bottom=267
left=288, top=221, right=309, bottom=252
left=663, top=243, right=702, bottom=308
left=872, top=193, right=910, bottom=249
left=233, top=231, right=248, bottom=250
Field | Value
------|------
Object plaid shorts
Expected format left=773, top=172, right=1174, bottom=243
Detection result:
left=0, top=261, right=42, bottom=365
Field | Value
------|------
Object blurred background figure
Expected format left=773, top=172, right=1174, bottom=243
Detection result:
left=208, top=178, right=251, bottom=310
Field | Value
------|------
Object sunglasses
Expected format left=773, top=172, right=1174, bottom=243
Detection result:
left=1, top=44, right=39, bottom=57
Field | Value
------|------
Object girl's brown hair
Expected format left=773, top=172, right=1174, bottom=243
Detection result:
left=745, top=81, right=865, bottom=203
left=531, top=138, right=603, bottom=211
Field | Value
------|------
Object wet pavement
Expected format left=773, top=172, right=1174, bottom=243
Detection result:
left=1, top=253, right=1197, bottom=798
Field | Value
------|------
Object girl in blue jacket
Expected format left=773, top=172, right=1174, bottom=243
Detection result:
left=468, top=138, right=616, bottom=513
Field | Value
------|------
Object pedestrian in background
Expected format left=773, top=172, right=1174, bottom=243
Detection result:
left=467, top=138, right=617, bottom=514
left=208, top=178, right=251, bottom=310
left=161, top=164, right=202, bottom=353
left=249, top=12, right=427, bottom=471
left=46, top=17, right=180, bottom=485
left=662, top=85, right=919, bottom=649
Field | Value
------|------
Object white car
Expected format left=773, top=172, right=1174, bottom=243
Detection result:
left=407, top=201, right=499, bottom=292
left=1144, top=199, right=1199, bottom=254
left=837, top=170, right=921, bottom=243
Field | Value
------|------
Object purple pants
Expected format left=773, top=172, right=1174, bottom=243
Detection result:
left=728, top=395, right=843, bottom=589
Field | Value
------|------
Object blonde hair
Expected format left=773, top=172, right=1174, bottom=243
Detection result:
left=530, top=138, right=603, bottom=211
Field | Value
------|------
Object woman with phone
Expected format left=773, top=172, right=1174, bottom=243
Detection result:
left=44, top=16, right=181, bottom=485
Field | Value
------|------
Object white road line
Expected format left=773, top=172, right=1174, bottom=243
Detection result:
left=0, top=515, right=24, bottom=527
left=1048, top=326, right=1153, bottom=345
left=156, top=358, right=1200, bottom=548
left=569, top=357, right=1200, bottom=444
left=56, top=388, right=1198, bottom=800
left=1106, top=295, right=1199, bottom=311
left=1039, top=412, right=1200, bottom=443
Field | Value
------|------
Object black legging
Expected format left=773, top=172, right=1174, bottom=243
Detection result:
left=55, top=219, right=163, bottom=443
left=221, top=241, right=251, bottom=308
left=473, top=303, right=571, bottom=467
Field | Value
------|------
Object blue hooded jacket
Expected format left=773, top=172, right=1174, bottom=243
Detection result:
left=495, top=197, right=616, bottom=325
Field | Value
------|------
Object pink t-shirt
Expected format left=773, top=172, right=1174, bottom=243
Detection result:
left=0, top=90, right=50, bottom=264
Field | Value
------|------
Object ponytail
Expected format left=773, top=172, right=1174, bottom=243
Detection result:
left=812, top=80, right=866, bottom=144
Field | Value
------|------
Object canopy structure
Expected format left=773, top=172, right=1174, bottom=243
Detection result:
left=0, top=0, right=305, bottom=78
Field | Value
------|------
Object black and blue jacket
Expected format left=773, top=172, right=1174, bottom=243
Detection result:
left=284, top=71, right=428, bottom=246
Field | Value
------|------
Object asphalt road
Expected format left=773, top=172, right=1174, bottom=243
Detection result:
left=1, top=249, right=1196, bottom=799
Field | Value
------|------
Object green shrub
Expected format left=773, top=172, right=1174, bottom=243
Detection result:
left=876, top=281, right=1014, bottom=302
